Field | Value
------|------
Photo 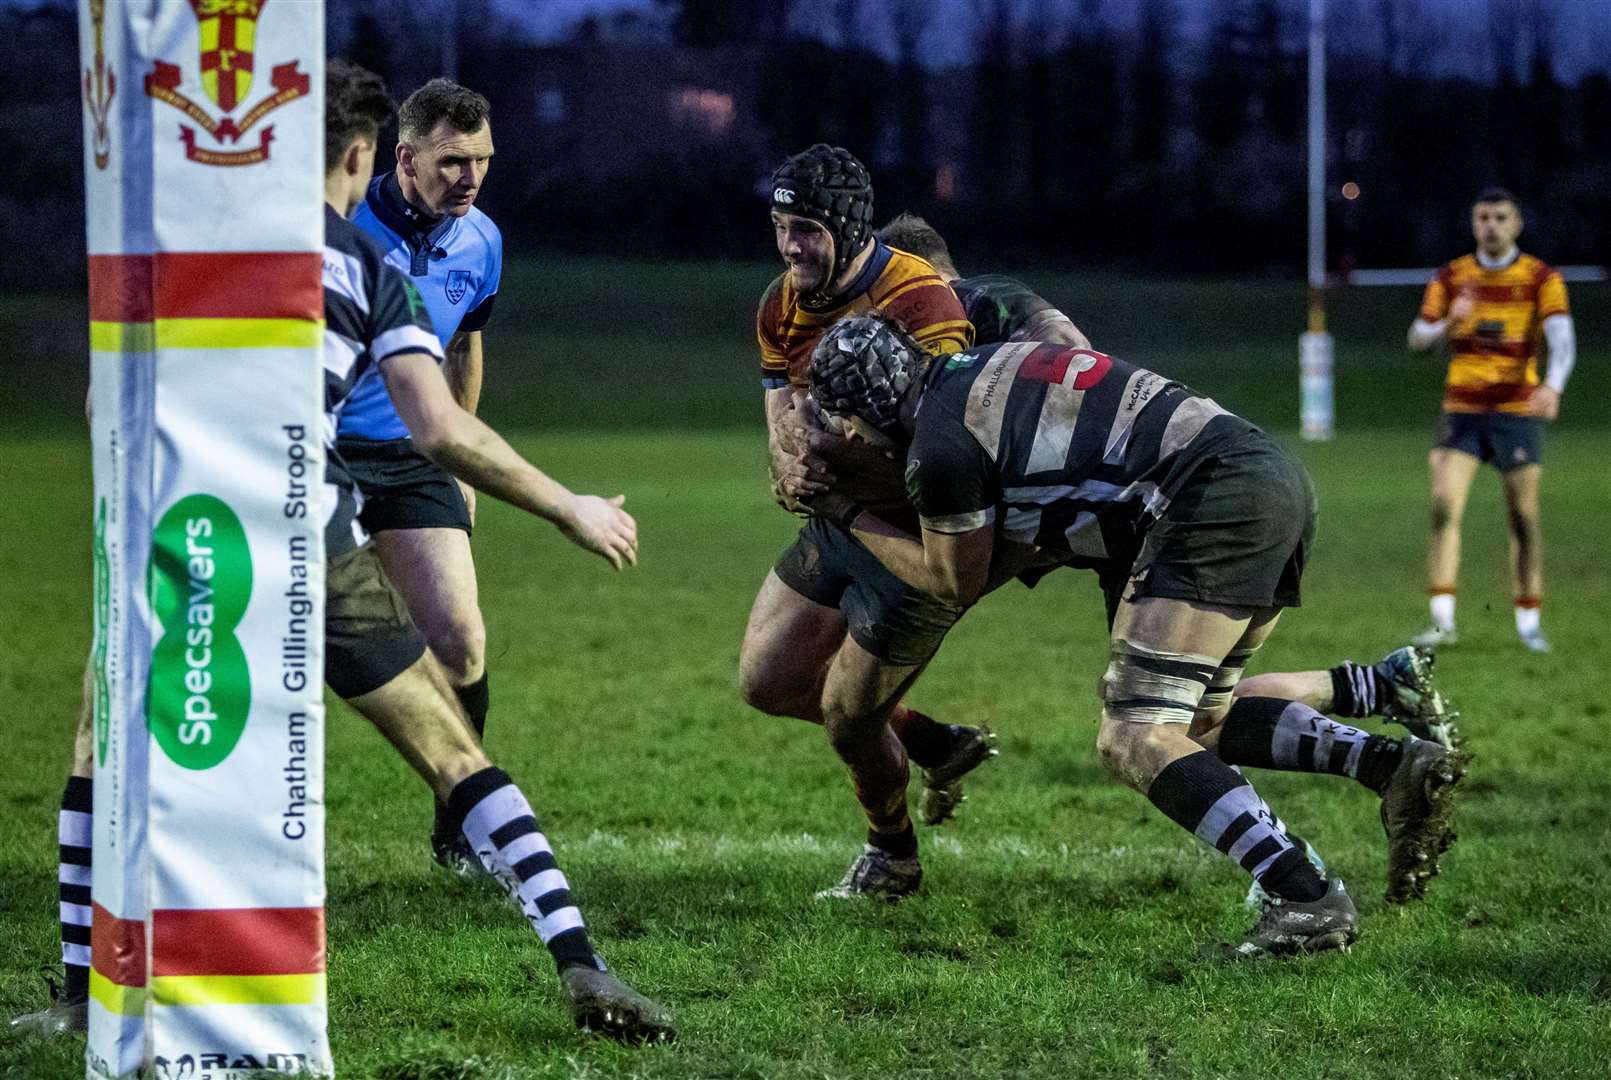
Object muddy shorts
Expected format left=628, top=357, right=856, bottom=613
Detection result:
left=1120, top=431, right=1316, bottom=612
left=325, top=545, right=427, bottom=698
left=773, top=517, right=967, bottom=666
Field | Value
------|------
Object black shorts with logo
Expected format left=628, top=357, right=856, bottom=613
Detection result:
left=1117, top=430, right=1317, bottom=613
left=325, top=545, right=427, bottom=699
left=1436, top=411, right=1543, bottom=471
left=773, top=516, right=967, bottom=666
left=338, top=436, right=472, bottom=535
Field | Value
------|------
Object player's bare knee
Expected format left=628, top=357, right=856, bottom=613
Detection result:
left=1098, top=639, right=1212, bottom=779
left=738, top=661, right=803, bottom=716
left=1095, top=713, right=1174, bottom=783
left=1429, top=495, right=1462, bottom=532
left=1506, top=504, right=1541, bottom=542
left=428, top=616, right=486, bottom=686
left=822, top=705, right=882, bottom=757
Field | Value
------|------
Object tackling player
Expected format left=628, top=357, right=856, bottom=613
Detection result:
left=876, top=211, right=1091, bottom=347
left=10, top=61, right=670, bottom=1044
left=1408, top=188, right=1575, bottom=653
left=873, top=212, right=1461, bottom=749
left=805, top=314, right=1469, bottom=951
left=339, top=78, right=506, bottom=872
left=740, top=144, right=996, bottom=901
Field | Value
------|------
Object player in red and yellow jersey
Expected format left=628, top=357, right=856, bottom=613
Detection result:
left=740, top=144, right=992, bottom=900
left=1408, top=188, right=1577, bottom=653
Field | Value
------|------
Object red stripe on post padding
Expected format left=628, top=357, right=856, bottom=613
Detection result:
left=151, top=907, right=325, bottom=977
left=88, top=255, right=155, bottom=323
left=88, top=252, right=323, bottom=322
left=154, top=252, right=323, bottom=321
left=91, top=902, right=148, bottom=987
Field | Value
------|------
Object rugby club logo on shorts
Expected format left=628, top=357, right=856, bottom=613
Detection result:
left=142, top=0, right=311, bottom=166
left=445, top=269, right=473, bottom=305
left=83, top=0, right=115, bottom=170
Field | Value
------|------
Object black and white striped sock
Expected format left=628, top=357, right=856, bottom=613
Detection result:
left=59, top=775, right=93, bottom=1003
left=1218, top=696, right=1403, bottom=794
left=446, top=767, right=602, bottom=972
left=1148, top=750, right=1327, bottom=903
left=1328, top=661, right=1389, bottom=718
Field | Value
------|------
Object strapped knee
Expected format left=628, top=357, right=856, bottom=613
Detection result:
left=1101, top=639, right=1218, bottom=726
left=1200, top=645, right=1259, bottom=713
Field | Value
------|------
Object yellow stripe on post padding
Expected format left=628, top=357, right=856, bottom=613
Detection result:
left=155, top=318, right=323, bottom=349
left=151, top=973, right=325, bottom=1007
left=89, top=970, right=147, bottom=1016
left=89, top=319, right=323, bottom=352
left=89, top=321, right=156, bottom=353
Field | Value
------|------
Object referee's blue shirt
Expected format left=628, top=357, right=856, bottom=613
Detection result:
left=339, top=172, right=502, bottom=441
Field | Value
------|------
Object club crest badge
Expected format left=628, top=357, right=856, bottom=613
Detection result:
left=143, top=0, right=310, bottom=166
left=445, top=270, right=472, bottom=305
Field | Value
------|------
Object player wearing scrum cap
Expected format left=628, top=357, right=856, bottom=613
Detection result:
left=739, top=144, right=993, bottom=900
left=874, top=212, right=1461, bottom=752
left=802, top=312, right=1470, bottom=951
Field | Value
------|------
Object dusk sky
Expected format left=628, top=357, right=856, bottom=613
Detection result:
left=496, top=0, right=1611, bottom=82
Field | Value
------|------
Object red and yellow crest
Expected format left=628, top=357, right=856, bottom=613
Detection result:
left=144, top=0, right=308, bottom=166
left=190, top=0, right=264, bottom=113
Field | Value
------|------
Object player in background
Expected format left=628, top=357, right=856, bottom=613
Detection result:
left=338, top=79, right=508, bottom=873
left=10, top=61, right=671, bottom=1044
left=740, top=144, right=997, bottom=901
left=871, top=212, right=1460, bottom=748
left=804, top=315, right=1470, bottom=949
left=1408, top=188, right=1575, bottom=653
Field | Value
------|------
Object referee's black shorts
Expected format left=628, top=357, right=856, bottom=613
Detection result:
left=338, top=436, right=472, bottom=535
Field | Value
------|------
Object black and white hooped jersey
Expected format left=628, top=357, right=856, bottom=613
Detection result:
left=952, top=274, right=1079, bottom=346
left=320, top=205, right=443, bottom=553
left=905, top=342, right=1255, bottom=565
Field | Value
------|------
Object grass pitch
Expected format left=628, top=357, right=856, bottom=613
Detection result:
left=2, top=265, right=1609, bottom=1078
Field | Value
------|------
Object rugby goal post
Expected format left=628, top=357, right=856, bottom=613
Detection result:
left=79, top=2, right=330, bottom=1077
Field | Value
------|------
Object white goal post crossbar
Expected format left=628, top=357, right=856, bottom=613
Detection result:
left=1344, top=266, right=1609, bottom=287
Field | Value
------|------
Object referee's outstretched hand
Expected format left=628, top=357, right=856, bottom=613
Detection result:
left=559, top=493, right=639, bottom=570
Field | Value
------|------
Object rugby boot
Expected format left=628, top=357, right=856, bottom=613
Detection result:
left=917, top=723, right=1000, bottom=826
left=1411, top=625, right=1458, bottom=651
left=431, top=824, right=495, bottom=884
left=1381, top=737, right=1469, bottom=903
left=1225, top=877, right=1357, bottom=958
left=8, top=971, right=87, bottom=1038
left=816, top=844, right=922, bottom=901
left=1376, top=645, right=1460, bottom=749
left=1519, top=629, right=1553, bottom=654
left=559, top=965, right=676, bottom=1044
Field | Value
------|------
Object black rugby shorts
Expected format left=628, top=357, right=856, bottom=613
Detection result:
left=773, top=516, right=967, bottom=666
left=338, top=437, right=473, bottom=534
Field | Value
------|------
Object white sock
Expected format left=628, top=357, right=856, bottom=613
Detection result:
left=1515, top=605, right=1541, bottom=636
left=1430, top=593, right=1456, bottom=631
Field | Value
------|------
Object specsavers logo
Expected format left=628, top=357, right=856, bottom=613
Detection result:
left=148, top=495, right=252, bottom=769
